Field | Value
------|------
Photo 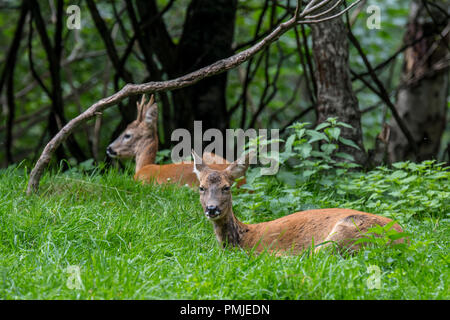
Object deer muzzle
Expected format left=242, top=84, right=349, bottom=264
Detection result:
left=205, top=205, right=221, bottom=219
left=106, top=146, right=117, bottom=158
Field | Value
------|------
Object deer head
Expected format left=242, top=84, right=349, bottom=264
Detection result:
left=192, top=150, right=251, bottom=221
left=107, top=95, right=158, bottom=172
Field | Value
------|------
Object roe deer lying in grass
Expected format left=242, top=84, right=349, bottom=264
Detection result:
left=106, top=95, right=235, bottom=186
left=192, top=150, right=404, bottom=254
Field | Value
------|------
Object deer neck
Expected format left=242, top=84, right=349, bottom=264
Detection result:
left=135, top=132, right=158, bottom=173
left=212, top=208, right=250, bottom=248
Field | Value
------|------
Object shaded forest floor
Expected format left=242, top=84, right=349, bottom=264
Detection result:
left=0, top=162, right=448, bottom=299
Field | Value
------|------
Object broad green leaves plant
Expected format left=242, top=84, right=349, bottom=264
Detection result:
left=278, top=118, right=361, bottom=185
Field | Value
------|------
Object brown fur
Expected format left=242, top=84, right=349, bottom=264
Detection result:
left=107, top=95, right=241, bottom=186
left=192, top=151, right=404, bottom=255
left=107, top=95, right=158, bottom=173
left=135, top=162, right=240, bottom=186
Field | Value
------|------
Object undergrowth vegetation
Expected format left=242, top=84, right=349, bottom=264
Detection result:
left=0, top=121, right=448, bottom=299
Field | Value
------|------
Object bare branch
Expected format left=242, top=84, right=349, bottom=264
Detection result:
left=0, top=2, right=28, bottom=97
left=280, top=106, right=315, bottom=133
left=299, top=0, right=362, bottom=24
left=347, top=30, right=419, bottom=155
left=305, top=0, right=343, bottom=19
left=27, top=0, right=363, bottom=194
left=1, top=2, right=28, bottom=164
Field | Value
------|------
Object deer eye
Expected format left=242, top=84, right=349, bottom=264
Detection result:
left=199, top=186, right=205, bottom=192
left=222, top=186, right=231, bottom=192
left=123, top=134, right=132, bottom=140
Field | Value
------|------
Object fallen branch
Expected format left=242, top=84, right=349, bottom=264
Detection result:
left=26, top=0, right=362, bottom=194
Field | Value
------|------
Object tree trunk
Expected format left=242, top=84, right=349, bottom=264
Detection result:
left=388, top=0, right=449, bottom=162
left=2, top=2, right=28, bottom=165
left=171, top=0, right=237, bottom=140
left=31, top=0, right=86, bottom=163
left=310, top=9, right=367, bottom=165
left=136, top=0, right=237, bottom=151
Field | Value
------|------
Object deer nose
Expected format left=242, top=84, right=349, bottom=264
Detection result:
left=206, top=205, right=221, bottom=217
left=106, top=146, right=117, bottom=157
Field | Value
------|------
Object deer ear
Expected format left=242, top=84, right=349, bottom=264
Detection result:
left=225, top=151, right=254, bottom=180
left=192, top=149, right=207, bottom=180
left=144, top=95, right=157, bottom=125
left=145, top=104, right=157, bottom=125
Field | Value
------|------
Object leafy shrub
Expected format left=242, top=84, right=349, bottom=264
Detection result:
left=236, top=119, right=449, bottom=225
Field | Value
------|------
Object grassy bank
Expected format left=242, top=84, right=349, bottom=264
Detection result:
left=0, top=162, right=448, bottom=299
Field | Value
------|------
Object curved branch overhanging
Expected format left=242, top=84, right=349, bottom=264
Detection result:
left=26, top=0, right=362, bottom=194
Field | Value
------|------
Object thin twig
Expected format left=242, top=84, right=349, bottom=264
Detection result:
left=347, top=30, right=419, bottom=155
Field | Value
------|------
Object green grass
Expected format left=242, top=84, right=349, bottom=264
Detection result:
left=0, top=163, right=448, bottom=299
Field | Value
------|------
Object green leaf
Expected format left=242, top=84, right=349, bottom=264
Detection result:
left=310, top=150, right=326, bottom=158
left=321, top=143, right=338, bottom=155
left=338, top=137, right=361, bottom=150
left=336, top=122, right=354, bottom=129
left=302, top=170, right=316, bottom=178
left=297, top=143, right=312, bottom=158
left=392, top=162, right=408, bottom=169
left=288, top=122, right=310, bottom=131
left=279, top=135, right=297, bottom=163
left=383, top=220, right=397, bottom=231
left=307, top=130, right=329, bottom=143
left=407, top=163, right=419, bottom=171
left=325, top=117, right=338, bottom=125
left=295, top=128, right=306, bottom=139
left=285, top=134, right=296, bottom=151
left=325, top=127, right=341, bottom=141
left=400, top=175, right=418, bottom=184
left=336, top=162, right=360, bottom=168
left=386, top=257, right=395, bottom=264
left=315, top=122, right=330, bottom=131
left=276, top=169, right=299, bottom=186
left=388, top=232, right=410, bottom=241
left=335, top=152, right=355, bottom=161
left=366, top=224, right=385, bottom=235
left=389, top=170, right=408, bottom=180
left=319, top=178, right=333, bottom=186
